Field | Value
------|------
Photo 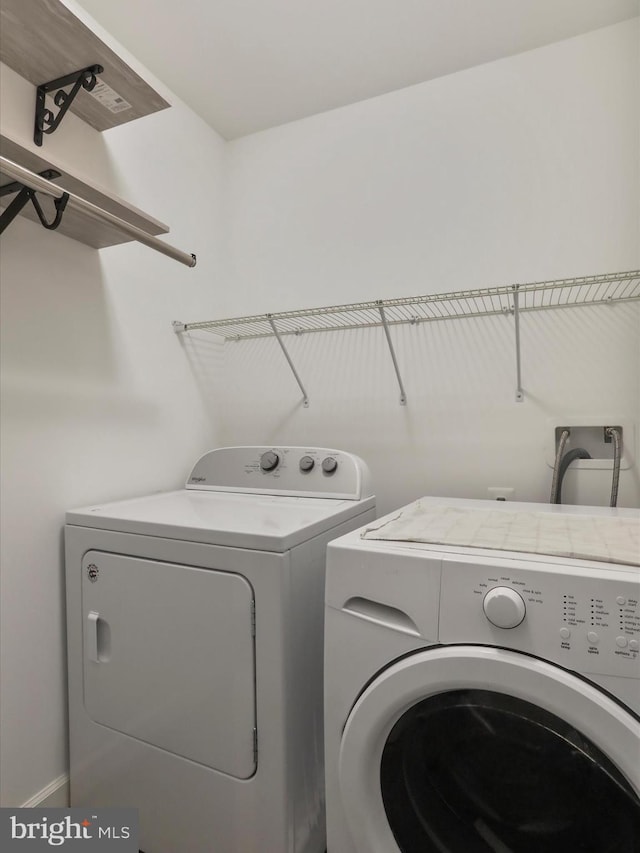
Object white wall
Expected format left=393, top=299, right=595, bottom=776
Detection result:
left=210, top=19, right=640, bottom=514
left=0, top=58, right=226, bottom=804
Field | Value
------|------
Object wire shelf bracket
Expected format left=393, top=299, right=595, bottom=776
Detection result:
left=268, top=315, right=310, bottom=407
left=512, top=285, right=524, bottom=402
left=173, top=270, right=640, bottom=406
left=378, top=302, right=407, bottom=405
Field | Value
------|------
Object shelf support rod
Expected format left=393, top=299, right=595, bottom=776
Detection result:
left=268, top=315, right=309, bottom=407
left=0, top=156, right=196, bottom=268
left=378, top=302, right=407, bottom=405
left=513, top=285, right=524, bottom=402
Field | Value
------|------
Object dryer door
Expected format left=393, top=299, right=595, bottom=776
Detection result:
left=338, top=645, right=640, bottom=853
left=82, top=551, right=256, bottom=779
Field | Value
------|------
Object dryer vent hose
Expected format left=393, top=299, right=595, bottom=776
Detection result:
left=550, top=428, right=622, bottom=507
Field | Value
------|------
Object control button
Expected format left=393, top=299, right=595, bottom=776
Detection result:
left=559, top=628, right=571, bottom=640
left=587, top=631, right=599, bottom=645
left=260, top=450, right=280, bottom=472
left=629, top=640, right=639, bottom=652
left=483, top=587, right=526, bottom=629
left=322, top=456, right=338, bottom=474
left=616, top=636, right=629, bottom=649
left=299, top=455, right=315, bottom=472
left=616, top=596, right=627, bottom=606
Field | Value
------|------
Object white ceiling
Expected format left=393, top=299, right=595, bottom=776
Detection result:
left=76, top=0, right=639, bottom=140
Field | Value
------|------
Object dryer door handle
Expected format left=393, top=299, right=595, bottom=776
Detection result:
left=86, top=611, right=111, bottom=663
left=87, top=611, right=100, bottom=662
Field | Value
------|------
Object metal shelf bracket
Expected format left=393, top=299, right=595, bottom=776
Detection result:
left=268, top=315, right=310, bottom=407
left=512, top=285, right=524, bottom=402
left=0, top=168, right=69, bottom=234
left=378, top=302, right=407, bottom=405
left=34, top=65, right=104, bottom=147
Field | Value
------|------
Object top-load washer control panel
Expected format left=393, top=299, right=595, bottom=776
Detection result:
left=439, top=555, right=640, bottom=679
left=186, top=446, right=373, bottom=499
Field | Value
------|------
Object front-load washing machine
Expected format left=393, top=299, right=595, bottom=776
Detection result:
left=65, top=446, right=374, bottom=853
left=324, top=496, right=640, bottom=853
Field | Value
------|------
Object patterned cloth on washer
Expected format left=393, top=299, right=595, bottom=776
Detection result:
left=361, top=502, right=640, bottom=566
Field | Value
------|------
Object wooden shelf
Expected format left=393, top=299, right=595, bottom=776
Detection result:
left=0, top=0, right=170, bottom=132
left=1, top=132, right=170, bottom=248
left=0, top=1, right=195, bottom=265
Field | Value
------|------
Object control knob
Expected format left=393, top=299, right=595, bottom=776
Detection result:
left=260, top=450, right=280, bottom=472
left=299, top=455, right=315, bottom=472
left=483, top=587, right=526, bottom=629
left=322, top=456, right=338, bottom=474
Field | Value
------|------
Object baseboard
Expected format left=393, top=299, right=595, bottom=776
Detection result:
left=21, top=773, right=69, bottom=808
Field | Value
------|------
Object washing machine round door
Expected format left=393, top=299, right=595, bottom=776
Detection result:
left=338, top=646, right=640, bottom=853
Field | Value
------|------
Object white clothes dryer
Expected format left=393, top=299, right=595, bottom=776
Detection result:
left=324, top=497, right=640, bottom=853
left=65, top=446, right=375, bottom=853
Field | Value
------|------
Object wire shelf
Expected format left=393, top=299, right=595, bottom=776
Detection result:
left=177, top=270, right=640, bottom=340
left=173, top=270, right=640, bottom=407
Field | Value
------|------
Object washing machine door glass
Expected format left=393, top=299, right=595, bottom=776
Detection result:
left=381, top=689, right=640, bottom=853
left=338, top=647, right=640, bottom=853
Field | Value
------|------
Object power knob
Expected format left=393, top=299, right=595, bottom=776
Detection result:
left=483, top=587, right=526, bottom=629
left=260, top=450, right=280, bottom=472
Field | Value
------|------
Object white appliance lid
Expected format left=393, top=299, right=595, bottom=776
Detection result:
left=66, top=489, right=375, bottom=552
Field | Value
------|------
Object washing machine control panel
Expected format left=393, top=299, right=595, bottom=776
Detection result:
left=186, top=446, right=373, bottom=499
left=439, top=556, right=640, bottom=679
